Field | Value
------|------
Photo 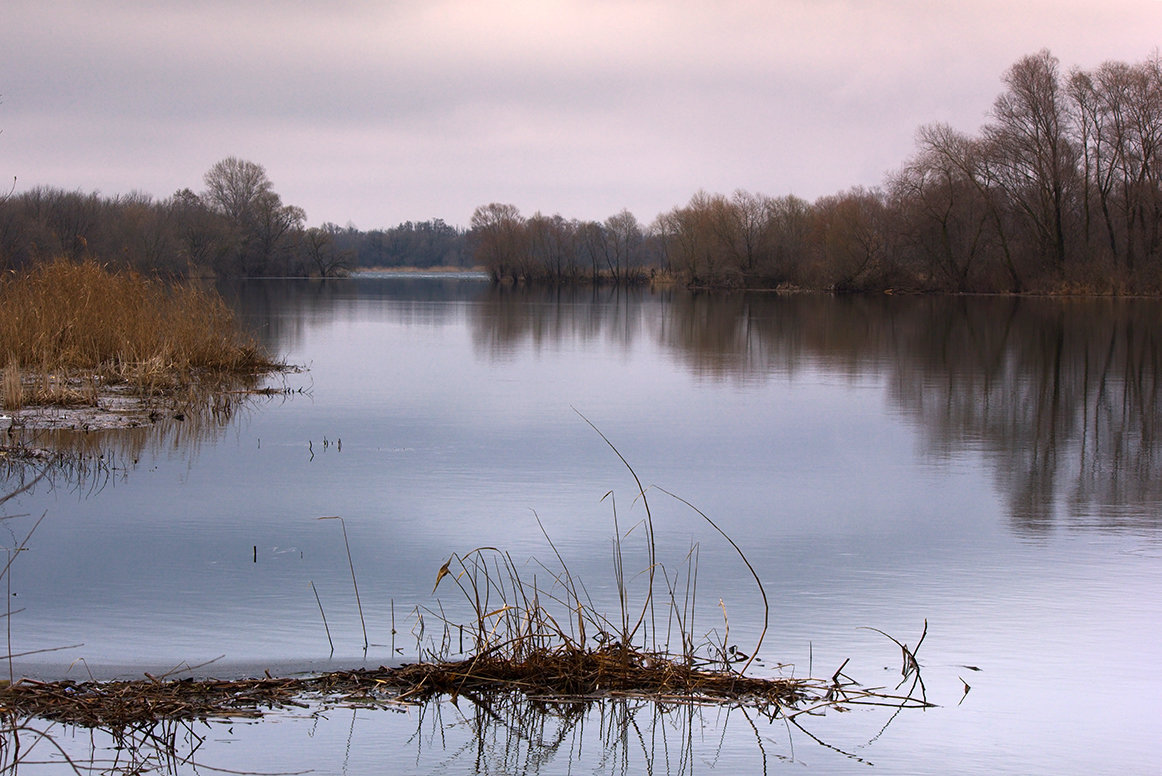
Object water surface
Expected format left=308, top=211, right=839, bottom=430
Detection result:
left=3, top=276, right=1160, bottom=773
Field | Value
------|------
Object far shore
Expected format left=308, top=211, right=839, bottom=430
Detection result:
left=354, top=265, right=487, bottom=274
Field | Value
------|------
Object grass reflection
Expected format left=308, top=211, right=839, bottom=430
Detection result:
left=0, top=386, right=297, bottom=496
left=0, top=686, right=921, bottom=775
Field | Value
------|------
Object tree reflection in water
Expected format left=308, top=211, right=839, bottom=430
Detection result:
left=472, top=289, right=1162, bottom=533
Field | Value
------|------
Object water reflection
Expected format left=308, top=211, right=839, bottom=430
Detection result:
left=404, top=695, right=787, bottom=775
left=882, top=298, right=1162, bottom=533
left=1, top=690, right=911, bottom=775
left=470, top=288, right=1162, bottom=531
left=1, top=390, right=283, bottom=495
left=216, top=275, right=490, bottom=354
left=470, top=284, right=659, bottom=359
left=14, top=278, right=1159, bottom=531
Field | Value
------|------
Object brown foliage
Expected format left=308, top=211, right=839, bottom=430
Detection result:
left=0, top=259, right=277, bottom=408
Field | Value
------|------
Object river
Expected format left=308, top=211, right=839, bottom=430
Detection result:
left=3, top=273, right=1160, bottom=774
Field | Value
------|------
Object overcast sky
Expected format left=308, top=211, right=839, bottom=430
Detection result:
left=3, top=1, right=1161, bottom=230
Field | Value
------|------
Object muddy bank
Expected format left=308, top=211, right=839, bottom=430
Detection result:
left=3, top=381, right=294, bottom=435
left=5, top=396, right=169, bottom=433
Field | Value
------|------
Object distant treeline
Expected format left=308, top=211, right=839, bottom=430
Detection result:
left=474, top=50, right=1162, bottom=293
left=0, top=158, right=470, bottom=278
left=2, top=49, right=1160, bottom=292
left=331, top=219, right=468, bottom=270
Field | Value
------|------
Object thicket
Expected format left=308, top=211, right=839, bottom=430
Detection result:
left=0, top=160, right=469, bottom=279
left=331, top=219, right=469, bottom=269
left=471, top=50, right=1162, bottom=293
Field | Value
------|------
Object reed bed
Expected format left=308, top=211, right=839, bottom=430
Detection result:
left=0, top=653, right=926, bottom=730
left=0, top=259, right=278, bottom=410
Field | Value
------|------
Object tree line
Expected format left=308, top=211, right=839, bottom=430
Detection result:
left=0, top=157, right=472, bottom=277
left=330, top=218, right=469, bottom=270
left=473, top=50, right=1162, bottom=293
left=2, top=50, right=1160, bottom=291
left=469, top=203, right=660, bottom=284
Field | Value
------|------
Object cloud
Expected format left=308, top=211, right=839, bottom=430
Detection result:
left=4, top=0, right=1162, bottom=228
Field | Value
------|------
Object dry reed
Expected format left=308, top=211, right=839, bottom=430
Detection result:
left=1, top=361, right=21, bottom=411
left=0, top=259, right=278, bottom=410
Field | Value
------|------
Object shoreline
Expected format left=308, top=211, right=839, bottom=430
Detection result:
left=3, top=383, right=289, bottom=434
left=354, top=265, right=487, bottom=274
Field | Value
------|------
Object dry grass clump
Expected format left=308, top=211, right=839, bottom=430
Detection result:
left=386, top=648, right=812, bottom=706
left=0, top=259, right=277, bottom=409
left=0, top=643, right=927, bottom=731
left=0, top=653, right=916, bottom=729
left=0, top=676, right=304, bottom=728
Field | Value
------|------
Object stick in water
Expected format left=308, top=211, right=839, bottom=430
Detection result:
left=310, top=581, right=335, bottom=655
left=318, top=516, right=368, bottom=651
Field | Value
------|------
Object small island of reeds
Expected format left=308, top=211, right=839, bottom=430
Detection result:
left=0, top=258, right=283, bottom=433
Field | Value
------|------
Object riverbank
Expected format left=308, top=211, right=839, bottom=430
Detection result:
left=355, top=264, right=487, bottom=274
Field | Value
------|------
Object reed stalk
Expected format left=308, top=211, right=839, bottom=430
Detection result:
left=318, top=516, right=368, bottom=651
left=310, top=581, right=335, bottom=655
left=1, top=360, right=21, bottom=411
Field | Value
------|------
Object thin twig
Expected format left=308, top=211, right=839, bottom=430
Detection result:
left=318, top=516, right=367, bottom=651
left=655, top=487, right=769, bottom=676
left=310, top=581, right=335, bottom=655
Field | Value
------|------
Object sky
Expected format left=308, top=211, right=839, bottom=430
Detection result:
left=3, top=1, right=1161, bottom=230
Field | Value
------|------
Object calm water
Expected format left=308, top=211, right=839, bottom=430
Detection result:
left=3, top=275, right=1161, bottom=774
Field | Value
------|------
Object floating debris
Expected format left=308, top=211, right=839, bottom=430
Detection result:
left=0, top=652, right=929, bottom=730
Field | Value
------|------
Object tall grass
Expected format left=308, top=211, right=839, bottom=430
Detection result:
left=424, top=421, right=771, bottom=680
left=1, top=359, right=20, bottom=411
left=0, top=259, right=276, bottom=407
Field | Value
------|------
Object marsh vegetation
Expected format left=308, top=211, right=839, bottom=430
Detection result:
left=0, top=259, right=281, bottom=435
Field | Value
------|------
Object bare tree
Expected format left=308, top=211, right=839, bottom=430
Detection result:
left=810, top=187, right=890, bottom=292
left=526, top=212, right=578, bottom=280
left=470, top=203, right=526, bottom=280
left=1070, top=56, right=1162, bottom=274
left=603, top=209, right=643, bottom=283
left=765, top=194, right=812, bottom=285
left=202, top=158, right=304, bottom=275
left=986, top=50, right=1076, bottom=273
left=706, top=190, right=775, bottom=283
left=203, top=157, right=274, bottom=222
left=913, top=123, right=1024, bottom=291
left=893, top=127, right=995, bottom=290
left=304, top=222, right=351, bottom=277
left=576, top=220, right=607, bottom=279
left=658, top=192, right=726, bottom=285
